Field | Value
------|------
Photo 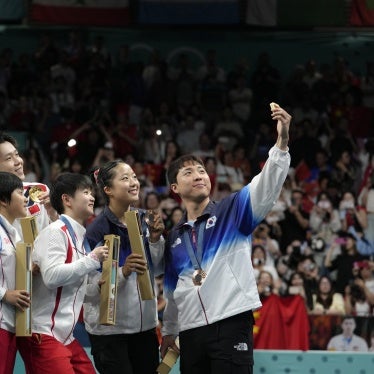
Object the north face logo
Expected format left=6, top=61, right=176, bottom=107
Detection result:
left=234, top=342, right=248, bottom=351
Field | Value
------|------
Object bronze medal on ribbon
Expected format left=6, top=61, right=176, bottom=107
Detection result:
left=192, top=269, right=207, bottom=286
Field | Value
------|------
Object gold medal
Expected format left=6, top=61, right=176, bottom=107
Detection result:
left=192, top=269, right=207, bottom=286
left=29, top=186, right=43, bottom=203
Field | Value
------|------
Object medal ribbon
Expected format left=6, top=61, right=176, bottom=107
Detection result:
left=183, top=222, right=205, bottom=271
left=60, top=215, right=91, bottom=255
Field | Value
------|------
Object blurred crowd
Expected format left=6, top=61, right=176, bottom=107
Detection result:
left=1, top=30, right=374, bottom=319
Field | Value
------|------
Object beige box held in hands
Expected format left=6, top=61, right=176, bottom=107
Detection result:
left=99, top=234, right=120, bottom=325
left=157, top=337, right=180, bottom=374
left=15, top=216, right=38, bottom=337
left=20, top=216, right=38, bottom=243
left=15, top=242, right=33, bottom=336
left=124, top=210, right=155, bottom=300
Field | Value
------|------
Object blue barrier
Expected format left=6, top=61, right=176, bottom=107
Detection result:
left=14, top=350, right=374, bottom=374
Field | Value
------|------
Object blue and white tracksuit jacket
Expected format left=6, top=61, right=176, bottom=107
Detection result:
left=84, top=206, right=164, bottom=335
left=162, top=146, right=290, bottom=336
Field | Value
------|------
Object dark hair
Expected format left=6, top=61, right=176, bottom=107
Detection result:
left=50, top=172, right=92, bottom=214
left=166, top=154, right=205, bottom=185
left=91, top=159, right=127, bottom=204
left=144, top=191, right=161, bottom=208
left=315, top=275, right=334, bottom=309
left=0, top=172, right=23, bottom=204
left=0, top=133, right=17, bottom=147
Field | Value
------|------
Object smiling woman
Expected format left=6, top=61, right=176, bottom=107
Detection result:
left=83, top=159, right=165, bottom=374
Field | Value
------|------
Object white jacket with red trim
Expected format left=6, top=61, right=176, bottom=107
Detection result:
left=0, top=215, right=21, bottom=333
left=31, top=215, right=99, bottom=345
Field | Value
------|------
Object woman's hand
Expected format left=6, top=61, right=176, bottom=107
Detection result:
left=122, top=253, right=147, bottom=278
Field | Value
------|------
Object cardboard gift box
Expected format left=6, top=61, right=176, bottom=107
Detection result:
left=124, top=210, right=154, bottom=300
left=99, top=234, right=120, bottom=325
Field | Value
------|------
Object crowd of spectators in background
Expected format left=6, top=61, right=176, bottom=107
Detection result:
left=1, top=30, right=374, bottom=324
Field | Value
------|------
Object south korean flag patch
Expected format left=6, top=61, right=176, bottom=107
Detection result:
left=206, top=216, right=217, bottom=229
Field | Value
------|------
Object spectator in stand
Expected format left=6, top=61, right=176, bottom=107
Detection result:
left=355, top=260, right=374, bottom=305
left=168, top=53, right=196, bottom=109
left=144, top=191, right=162, bottom=213
left=34, top=96, right=62, bottom=156
left=327, top=316, right=368, bottom=352
left=192, top=132, right=215, bottom=161
left=309, top=191, right=341, bottom=248
left=345, top=260, right=374, bottom=316
left=216, top=149, right=245, bottom=193
left=344, top=281, right=371, bottom=317
left=358, top=164, right=374, bottom=243
left=310, top=275, right=345, bottom=315
left=331, top=149, right=361, bottom=194
left=325, top=233, right=369, bottom=294
left=257, top=270, right=277, bottom=299
left=296, top=255, right=319, bottom=310
left=49, top=76, right=75, bottom=115
left=159, top=140, right=181, bottom=186
left=154, top=101, right=177, bottom=140
left=338, top=191, right=367, bottom=234
left=232, top=143, right=252, bottom=185
left=252, top=222, right=281, bottom=267
left=196, top=53, right=227, bottom=127
left=196, top=49, right=226, bottom=83
left=276, top=255, right=293, bottom=296
left=302, top=59, right=322, bottom=89
left=286, top=271, right=311, bottom=311
left=307, top=148, right=332, bottom=183
left=176, top=114, right=205, bottom=154
left=110, top=109, right=140, bottom=160
left=142, top=124, right=166, bottom=165
left=252, top=244, right=280, bottom=292
left=203, top=156, right=219, bottom=200
left=163, top=206, right=184, bottom=234
left=91, top=141, right=116, bottom=170
left=228, top=74, right=252, bottom=124
left=279, top=188, right=310, bottom=250
left=213, top=106, right=244, bottom=151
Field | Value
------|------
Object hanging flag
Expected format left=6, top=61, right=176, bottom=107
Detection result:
left=350, top=0, right=374, bottom=26
left=138, top=0, right=240, bottom=24
left=279, top=295, right=310, bottom=350
left=254, top=294, right=310, bottom=350
left=253, top=294, right=287, bottom=349
left=30, top=0, right=130, bottom=26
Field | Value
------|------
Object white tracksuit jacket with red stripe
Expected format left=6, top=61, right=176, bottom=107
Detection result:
left=31, top=215, right=99, bottom=345
left=0, top=215, right=21, bottom=333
